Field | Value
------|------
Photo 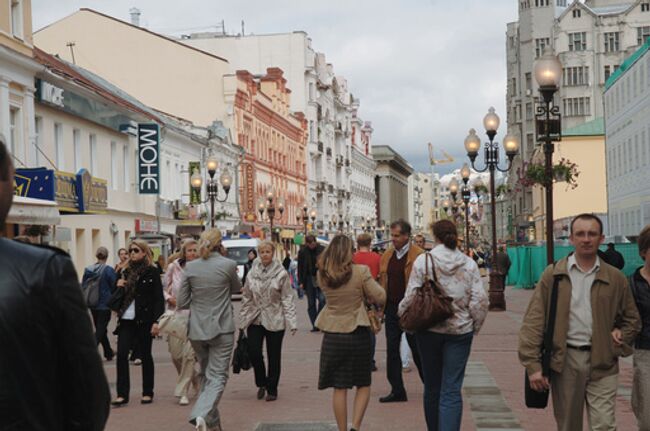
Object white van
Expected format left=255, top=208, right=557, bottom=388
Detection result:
left=222, top=238, right=260, bottom=297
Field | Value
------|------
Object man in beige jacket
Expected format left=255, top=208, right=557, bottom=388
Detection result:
left=518, top=213, right=640, bottom=431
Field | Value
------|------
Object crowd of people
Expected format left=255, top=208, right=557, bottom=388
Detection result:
left=1, top=132, right=650, bottom=431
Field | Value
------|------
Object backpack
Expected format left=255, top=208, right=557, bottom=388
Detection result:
left=82, top=264, right=106, bottom=308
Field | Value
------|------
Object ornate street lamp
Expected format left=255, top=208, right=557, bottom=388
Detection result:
left=461, top=163, right=472, bottom=255
left=534, top=47, right=562, bottom=265
left=258, top=189, right=285, bottom=242
left=299, top=203, right=310, bottom=234
left=464, top=107, right=519, bottom=311
left=190, top=155, right=232, bottom=228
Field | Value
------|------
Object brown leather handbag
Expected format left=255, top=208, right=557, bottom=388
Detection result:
left=366, top=304, right=382, bottom=334
left=399, top=253, right=454, bottom=332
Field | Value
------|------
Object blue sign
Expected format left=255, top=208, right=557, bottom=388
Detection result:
left=14, top=168, right=56, bottom=201
left=138, top=123, right=160, bottom=194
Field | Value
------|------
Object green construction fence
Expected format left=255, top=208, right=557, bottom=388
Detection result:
left=506, top=244, right=643, bottom=289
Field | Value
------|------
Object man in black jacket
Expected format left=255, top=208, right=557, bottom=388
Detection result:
left=297, top=234, right=325, bottom=332
left=603, top=242, right=625, bottom=270
left=0, top=136, right=110, bottom=430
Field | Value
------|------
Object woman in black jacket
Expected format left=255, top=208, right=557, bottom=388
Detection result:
left=242, top=248, right=257, bottom=285
left=111, top=240, right=165, bottom=406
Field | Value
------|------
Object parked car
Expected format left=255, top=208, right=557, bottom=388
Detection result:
left=222, top=238, right=260, bottom=300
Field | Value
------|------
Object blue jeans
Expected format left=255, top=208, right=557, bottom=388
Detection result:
left=305, top=276, right=325, bottom=328
left=415, top=331, right=473, bottom=431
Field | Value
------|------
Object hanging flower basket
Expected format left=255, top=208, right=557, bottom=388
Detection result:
left=516, top=158, right=580, bottom=191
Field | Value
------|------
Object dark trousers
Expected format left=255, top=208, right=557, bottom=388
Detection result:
left=91, top=308, right=113, bottom=359
left=247, top=325, right=285, bottom=396
left=116, top=320, right=155, bottom=400
left=416, top=331, right=473, bottom=431
left=385, top=302, right=423, bottom=396
left=305, top=276, right=326, bottom=328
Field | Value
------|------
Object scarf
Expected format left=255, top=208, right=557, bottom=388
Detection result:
left=118, top=260, right=150, bottom=317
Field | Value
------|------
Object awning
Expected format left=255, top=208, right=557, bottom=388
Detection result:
left=175, top=222, right=204, bottom=237
left=6, top=196, right=61, bottom=225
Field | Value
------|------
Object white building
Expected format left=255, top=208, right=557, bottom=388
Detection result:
left=408, top=173, right=427, bottom=233
left=180, top=31, right=376, bottom=233
left=506, top=0, right=650, bottom=228
left=349, top=119, right=377, bottom=230
left=603, top=38, right=650, bottom=237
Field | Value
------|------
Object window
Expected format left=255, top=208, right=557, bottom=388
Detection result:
left=73, top=129, right=81, bottom=172
left=526, top=102, right=533, bottom=120
left=54, top=123, right=64, bottom=169
left=604, top=65, right=612, bottom=81
left=110, top=141, right=118, bottom=190
left=526, top=133, right=534, bottom=155
left=525, top=72, right=532, bottom=92
left=557, top=0, right=567, bottom=6
left=569, top=32, right=587, bottom=51
left=604, top=32, right=620, bottom=52
left=563, top=97, right=591, bottom=116
left=642, top=2, right=650, bottom=12
left=573, top=9, right=581, bottom=18
left=511, top=77, right=517, bottom=94
left=563, top=66, right=589, bottom=86
left=535, top=38, right=550, bottom=58
left=535, top=0, right=549, bottom=6
left=638, top=27, right=650, bottom=45
left=9, top=108, right=19, bottom=158
left=89, top=134, right=97, bottom=175
left=10, top=0, right=23, bottom=39
left=33, top=116, right=42, bottom=166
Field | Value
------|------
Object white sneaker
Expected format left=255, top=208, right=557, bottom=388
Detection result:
left=195, top=417, right=207, bottom=431
left=179, top=395, right=189, bottom=405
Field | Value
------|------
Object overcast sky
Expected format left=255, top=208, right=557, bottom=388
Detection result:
left=32, top=0, right=518, bottom=175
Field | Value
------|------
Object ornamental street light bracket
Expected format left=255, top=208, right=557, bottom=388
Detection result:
left=464, top=107, right=519, bottom=311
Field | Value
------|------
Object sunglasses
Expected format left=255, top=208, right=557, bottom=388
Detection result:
left=129, top=248, right=141, bottom=254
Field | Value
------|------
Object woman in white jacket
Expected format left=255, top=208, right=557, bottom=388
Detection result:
left=399, top=219, right=488, bottom=431
left=239, top=240, right=297, bottom=401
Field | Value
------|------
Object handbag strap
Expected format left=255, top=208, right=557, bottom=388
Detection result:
left=542, top=272, right=561, bottom=376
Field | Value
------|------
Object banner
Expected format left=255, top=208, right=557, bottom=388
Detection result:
left=138, top=123, right=160, bottom=194
left=189, top=161, right=201, bottom=205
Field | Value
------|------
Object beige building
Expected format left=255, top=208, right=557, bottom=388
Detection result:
left=528, top=118, right=607, bottom=240
left=34, top=8, right=230, bottom=127
left=372, top=145, right=413, bottom=227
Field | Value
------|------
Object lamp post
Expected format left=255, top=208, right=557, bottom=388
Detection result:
left=534, top=47, right=563, bottom=265
left=190, top=155, right=232, bottom=228
left=258, top=189, right=285, bottom=242
left=464, top=108, right=520, bottom=311
left=461, top=163, right=471, bottom=255
left=299, top=203, right=310, bottom=234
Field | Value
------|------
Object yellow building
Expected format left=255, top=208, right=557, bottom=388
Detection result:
left=34, top=8, right=230, bottom=127
left=529, top=118, right=607, bottom=240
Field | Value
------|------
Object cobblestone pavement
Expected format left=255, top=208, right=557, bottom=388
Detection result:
left=102, top=283, right=637, bottom=431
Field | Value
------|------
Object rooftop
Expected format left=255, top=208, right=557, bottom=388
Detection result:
left=605, top=37, right=650, bottom=91
left=562, top=117, right=604, bottom=137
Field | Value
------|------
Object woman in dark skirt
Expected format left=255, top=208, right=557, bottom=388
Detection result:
left=315, top=235, right=386, bottom=431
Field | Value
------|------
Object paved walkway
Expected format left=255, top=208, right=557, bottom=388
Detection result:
left=102, top=283, right=637, bottom=430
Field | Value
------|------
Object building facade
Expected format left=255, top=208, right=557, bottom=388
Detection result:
left=408, top=173, right=426, bottom=233
left=604, top=38, right=650, bottom=237
left=372, top=145, right=413, bottom=227
left=181, top=31, right=377, bottom=234
left=225, top=68, right=308, bottom=237
left=506, top=0, right=650, bottom=232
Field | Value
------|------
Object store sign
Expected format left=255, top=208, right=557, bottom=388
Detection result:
left=35, top=79, right=64, bottom=107
left=189, top=161, right=201, bottom=205
left=135, top=218, right=159, bottom=233
left=244, top=163, right=255, bottom=215
left=14, top=168, right=106, bottom=213
left=138, top=123, right=160, bottom=194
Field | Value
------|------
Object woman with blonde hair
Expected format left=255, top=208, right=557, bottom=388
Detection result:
left=316, top=234, right=386, bottom=431
left=111, top=240, right=165, bottom=406
left=164, top=239, right=199, bottom=405
left=178, top=229, right=242, bottom=431
left=240, top=240, right=297, bottom=401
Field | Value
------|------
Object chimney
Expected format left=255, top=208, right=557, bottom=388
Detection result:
left=129, top=7, right=141, bottom=27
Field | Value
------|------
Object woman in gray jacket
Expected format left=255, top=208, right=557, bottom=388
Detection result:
left=240, top=240, right=297, bottom=401
left=178, top=229, right=242, bottom=431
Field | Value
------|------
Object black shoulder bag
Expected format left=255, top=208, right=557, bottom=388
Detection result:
left=524, top=273, right=561, bottom=409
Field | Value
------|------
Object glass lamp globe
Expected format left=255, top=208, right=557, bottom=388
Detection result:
left=483, top=107, right=500, bottom=134
left=206, top=155, right=219, bottom=176
left=534, top=47, right=562, bottom=88
left=503, top=134, right=520, bottom=156
left=464, top=129, right=481, bottom=156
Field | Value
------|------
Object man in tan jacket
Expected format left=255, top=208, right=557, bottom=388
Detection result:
left=378, top=219, right=424, bottom=402
left=519, top=213, right=640, bottom=431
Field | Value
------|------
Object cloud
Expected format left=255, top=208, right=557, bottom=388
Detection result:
left=32, top=0, right=518, bottom=174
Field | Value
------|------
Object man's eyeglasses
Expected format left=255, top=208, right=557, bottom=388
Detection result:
left=129, top=248, right=141, bottom=254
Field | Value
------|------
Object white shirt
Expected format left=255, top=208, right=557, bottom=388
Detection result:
left=566, top=254, right=600, bottom=347
left=395, top=242, right=410, bottom=260
left=122, top=301, right=136, bottom=320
